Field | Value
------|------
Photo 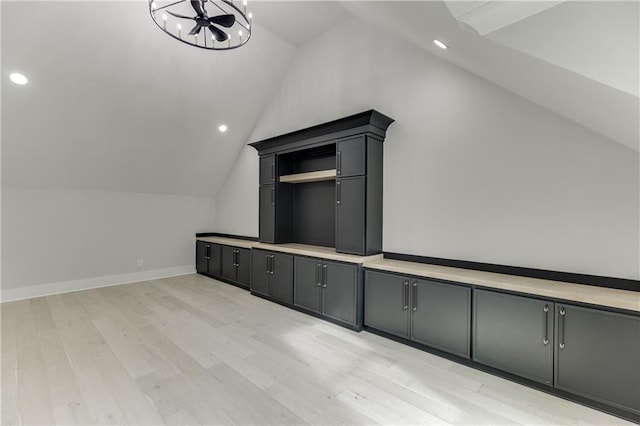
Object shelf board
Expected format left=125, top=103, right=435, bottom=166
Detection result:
left=279, top=169, right=337, bottom=184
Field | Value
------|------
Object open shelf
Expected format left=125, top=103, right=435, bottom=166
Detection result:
left=279, top=169, right=337, bottom=184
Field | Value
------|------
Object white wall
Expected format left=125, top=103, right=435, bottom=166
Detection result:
left=1, top=187, right=215, bottom=298
left=213, top=147, right=259, bottom=237
left=215, top=18, right=639, bottom=280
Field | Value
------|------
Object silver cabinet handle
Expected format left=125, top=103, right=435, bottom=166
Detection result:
left=337, top=151, right=341, bottom=175
left=336, top=181, right=341, bottom=205
left=265, top=254, right=270, bottom=274
left=559, top=307, right=566, bottom=349
left=270, top=187, right=275, bottom=206
left=543, top=305, right=549, bottom=345
left=270, top=255, right=275, bottom=275
left=205, top=245, right=210, bottom=260
left=412, top=282, right=418, bottom=312
left=403, top=280, right=409, bottom=310
left=322, top=264, right=327, bottom=288
left=315, top=263, right=322, bottom=287
left=271, top=162, right=275, bottom=182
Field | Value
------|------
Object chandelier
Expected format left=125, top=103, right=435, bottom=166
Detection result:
left=149, top=0, right=252, bottom=50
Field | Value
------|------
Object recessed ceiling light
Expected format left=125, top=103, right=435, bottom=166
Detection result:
left=218, top=124, right=228, bottom=133
left=9, top=72, right=28, bottom=85
left=433, top=39, right=448, bottom=50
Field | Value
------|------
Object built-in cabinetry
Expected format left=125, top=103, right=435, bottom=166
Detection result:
left=364, top=263, right=639, bottom=421
left=473, top=290, right=554, bottom=384
left=196, top=241, right=221, bottom=277
left=473, top=290, right=640, bottom=415
left=554, top=303, right=639, bottom=415
left=294, top=257, right=361, bottom=328
left=196, top=235, right=639, bottom=421
left=195, top=240, right=251, bottom=289
left=250, top=249, right=294, bottom=305
left=364, top=270, right=471, bottom=358
left=250, top=110, right=393, bottom=256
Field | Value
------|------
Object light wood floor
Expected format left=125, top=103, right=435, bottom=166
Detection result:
left=1, top=274, right=633, bottom=425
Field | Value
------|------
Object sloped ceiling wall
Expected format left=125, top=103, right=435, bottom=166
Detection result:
left=1, top=1, right=297, bottom=196
left=3, top=1, right=637, bottom=198
left=342, top=1, right=639, bottom=152
left=215, top=17, right=639, bottom=280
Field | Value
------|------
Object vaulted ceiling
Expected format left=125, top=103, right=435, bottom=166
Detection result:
left=2, top=1, right=637, bottom=196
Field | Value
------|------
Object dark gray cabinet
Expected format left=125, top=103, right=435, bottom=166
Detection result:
left=250, top=250, right=294, bottom=305
left=259, top=185, right=276, bottom=243
left=334, top=134, right=384, bottom=256
left=250, top=111, right=393, bottom=255
left=364, top=270, right=410, bottom=338
left=335, top=177, right=366, bottom=255
left=411, top=278, right=470, bottom=358
left=323, top=261, right=358, bottom=325
left=293, top=256, right=322, bottom=314
left=196, top=241, right=221, bottom=277
left=364, top=270, right=470, bottom=358
left=294, top=257, right=360, bottom=327
left=250, top=252, right=270, bottom=297
left=337, top=136, right=366, bottom=177
left=196, top=241, right=208, bottom=274
left=473, top=290, right=554, bottom=384
left=220, top=246, right=251, bottom=289
left=259, top=154, right=276, bottom=185
left=555, top=304, right=640, bottom=414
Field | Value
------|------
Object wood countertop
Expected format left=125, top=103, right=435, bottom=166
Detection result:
left=253, top=243, right=383, bottom=264
left=195, top=236, right=638, bottom=312
left=196, top=237, right=382, bottom=264
left=364, top=258, right=640, bottom=313
left=196, top=236, right=257, bottom=249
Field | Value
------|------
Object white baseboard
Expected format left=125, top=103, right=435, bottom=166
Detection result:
left=0, top=265, right=196, bottom=303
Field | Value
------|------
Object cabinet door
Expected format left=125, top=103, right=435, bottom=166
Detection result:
left=411, top=279, right=471, bottom=358
left=473, top=290, right=553, bottom=384
left=335, top=177, right=365, bottom=255
left=322, top=261, right=358, bottom=326
left=259, top=154, right=276, bottom=185
left=221, top=246, right=237, bottom=281
left=364, top=271, right=410, bottom=338
left=235, top=248, right=251, bottom=289
left=270, top=253, right=294, bottom=305
left=259, top=185, right=276, bottom=243
left=337, top=136, right=366, bottom=177
left=208, top=244, right=222, bottom=277
left=251, top=251, right=270, bottom=297
left=196, top=241, right=208, bottom=274
left=555, top=304, right=640, bottom=414
left=294, top=256, right=322, bottom=314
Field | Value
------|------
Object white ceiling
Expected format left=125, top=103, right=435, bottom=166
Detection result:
left=487, top=1, right=639, bottom=97
left=444, top=1, right=565, bottom=35
left=340, top=0, right=639, bottom=152
left=1, top=1, right=297, bottom=195
left=249, top=1, right=352, bottom=46
left=2, top=1, right=638, bottom=198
